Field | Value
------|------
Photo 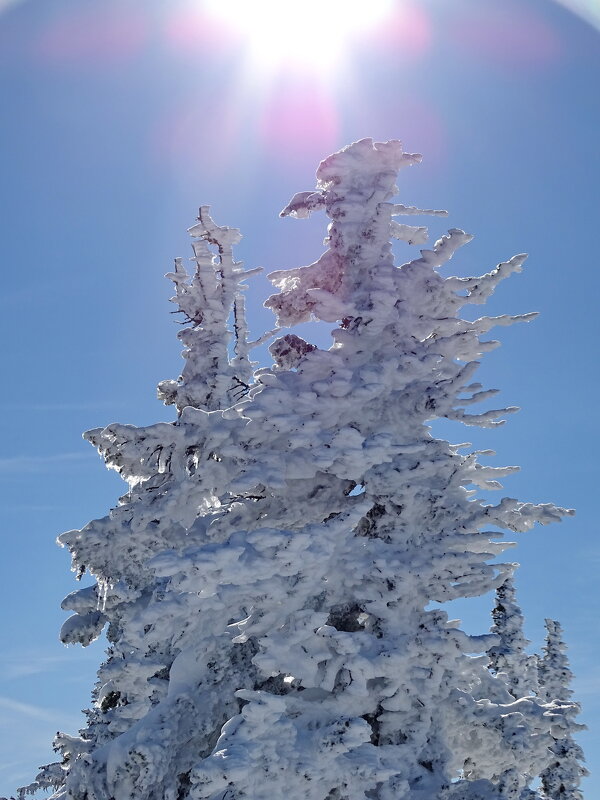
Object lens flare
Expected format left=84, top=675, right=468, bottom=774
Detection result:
left=259, top=79, right=339, bottom=157
left=450, top=4, right=562, bottom=69
left=33, top=6, right=147, bottom=66
left=201, top=0, right=395, bottom=75
left=554, top=0, right=600, bottom=29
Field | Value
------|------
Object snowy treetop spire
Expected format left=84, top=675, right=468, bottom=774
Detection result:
left=315, top=137, right=420, bottom=190
left=487, top=572, right=537, bottom=699
left=538, top=619, right=575, bottom=704
left=267, top=138, right=434, bottom=326
left=537, top=619, right=588, bottom=800
left=157, top=206, right=266, bottom=413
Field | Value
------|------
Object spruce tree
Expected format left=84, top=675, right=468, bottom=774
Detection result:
left=538, top=620, right=587, bottom=800
left=19, top=139, right=576, bottom=800
left=487, top=573, right=537, bottom=699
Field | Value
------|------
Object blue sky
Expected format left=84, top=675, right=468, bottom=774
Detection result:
left=0, top=0, right=598, bottom=795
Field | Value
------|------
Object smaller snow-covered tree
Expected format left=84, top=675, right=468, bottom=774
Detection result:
left=487, top=573, right=537, bottom=699
left=157, top=205, right=274, bottom=412
left=537, top=620, right=588, bottom=800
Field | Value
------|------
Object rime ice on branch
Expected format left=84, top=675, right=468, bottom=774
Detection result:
left=21, top=139, right=580, bottom=800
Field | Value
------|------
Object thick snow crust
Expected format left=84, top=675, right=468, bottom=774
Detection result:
left=20, top=139, right=580, bottom=800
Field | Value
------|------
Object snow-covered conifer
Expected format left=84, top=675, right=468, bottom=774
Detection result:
left=157, top=206, right=271, bottom=412
left=538, top=620, right=588, bottom=800
left=20, top=139, right=576, bottom=800
left=487, top=573, right=537, bottom=699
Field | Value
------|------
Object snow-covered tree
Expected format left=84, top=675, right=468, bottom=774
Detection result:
left=156, top=206, right=276, bottom=413
left=537, top=620, right=588, bottom=800
left=487, top=573, right=537, bottom=699
left=19, top=139, right=577, bottom=800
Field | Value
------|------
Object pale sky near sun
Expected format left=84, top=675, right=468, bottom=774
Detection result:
left=0, top=0, right=598, bottom=797
left=203, top=0, right=396, bottom=72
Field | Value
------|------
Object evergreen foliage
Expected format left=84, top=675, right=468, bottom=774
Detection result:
left=537, top=620, right=588, bottom=800
left=17, top=139, right=583, bottom=800
left=487, top=574, right=537, bottom=699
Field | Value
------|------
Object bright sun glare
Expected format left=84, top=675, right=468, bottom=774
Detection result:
left=202, top=0, right=395, bottom=73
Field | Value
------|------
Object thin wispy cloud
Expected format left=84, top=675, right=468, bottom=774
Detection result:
left=1, top=504, right=64, bottom=513
left=0, top=452, right=93, bottom=473
left=0, top=402, right=124, bottom=412
left=0, top=697, right=85, bottom=791
left=0, top=758, right=34, bottom=789
left=0, top=649, right=99, bottom=682
left=0, top=654, right=72, bottom=681
left=0, top=696, right=65, bottom=724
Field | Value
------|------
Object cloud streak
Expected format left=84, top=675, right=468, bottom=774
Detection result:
left=0, top=695, right=65, bottom=723
left=0, top=655, right=71, bottom=681
left=0, top=650, right=99, bottom=681
left=0, top=452, right=94, bottom=473
left=0, top=402, right=124, bottom=412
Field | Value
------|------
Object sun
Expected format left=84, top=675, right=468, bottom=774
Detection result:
left=201, top=0, right=395, bottom=75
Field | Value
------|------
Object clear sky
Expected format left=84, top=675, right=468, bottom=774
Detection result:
left=0, top=0, right=598, bottom=796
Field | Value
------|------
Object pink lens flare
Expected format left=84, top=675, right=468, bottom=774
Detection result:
left=34, top=6, right=148, bottom=67
left=364, top=1, right=432, bottom=61
left=448, top=3, right=563, bottom=70
left=149, top=97, right=241, bottom=177
left=258, top=80, right=340, bottom=162
left=162, top=7, right=240, bottom=58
